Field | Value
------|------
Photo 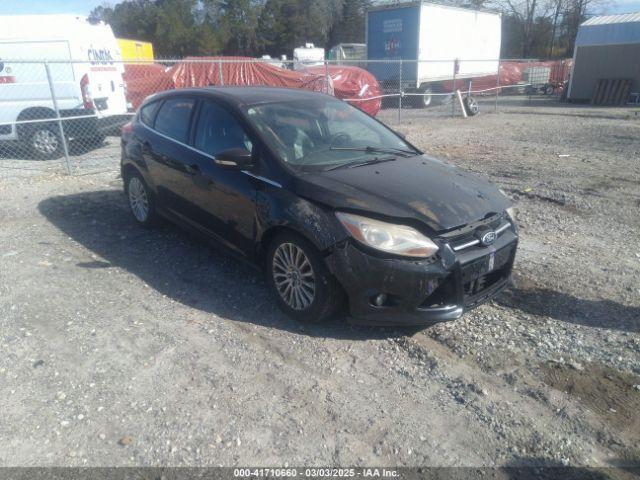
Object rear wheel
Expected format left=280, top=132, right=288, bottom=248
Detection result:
left=88, top=134, right=106, bottom=147
left=266, top=232, right=341, bottom=323
left=124, top=171, right=160, bottom=228
left=27, top=125, right=63, bottom=160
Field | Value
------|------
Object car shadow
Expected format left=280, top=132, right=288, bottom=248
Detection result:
left=38, top=190, right=425, bottom=341
left=498, top=456, right=637, bottom=479
left=497, top=285, right=640, bottom=334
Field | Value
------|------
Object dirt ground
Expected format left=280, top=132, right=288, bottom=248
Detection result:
left=0, top=98, right=639, bottom=471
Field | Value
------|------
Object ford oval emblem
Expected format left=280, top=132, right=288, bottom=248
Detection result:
left=481, top=231, right=496, bottom=246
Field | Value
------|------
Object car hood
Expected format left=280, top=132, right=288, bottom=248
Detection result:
left=293, top=155, right=511, bottom=232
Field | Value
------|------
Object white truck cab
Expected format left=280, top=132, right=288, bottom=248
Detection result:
left=0, top=14, right=128, bottom=158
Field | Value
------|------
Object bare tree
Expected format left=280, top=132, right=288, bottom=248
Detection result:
left=547, top=0, right=565, bottom=56
left=558, top=0, right=609, bottom=54
left=492, top=0, right=554, bottom=57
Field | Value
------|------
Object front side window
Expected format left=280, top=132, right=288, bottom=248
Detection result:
left=245, top=98, right=418, bottom=170
left=154, top=98, right=195, bottom=143
left=194, top=101, right=253, bottom=155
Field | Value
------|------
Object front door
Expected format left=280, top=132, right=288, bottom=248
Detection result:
left=185, top=99, right=259, bottom=256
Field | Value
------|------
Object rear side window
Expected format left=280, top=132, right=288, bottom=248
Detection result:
left=139, top=101, right=160, bottom=126
left=154, top=98, right=195, bottom=143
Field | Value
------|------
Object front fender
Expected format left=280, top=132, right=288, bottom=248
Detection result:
left=255, top=187, right=347, bottom=255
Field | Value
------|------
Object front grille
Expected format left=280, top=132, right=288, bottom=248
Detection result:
left=417, top=242, right=515, bottom=311
left=464, top=274, right=510, bottom=309
left=464, top=269, right=507, bottom=300
left=461, top=243, right=515, bottom=302
left=461, top=243, right=514, bottom=282
left=437, top=213, right=512, bottom=252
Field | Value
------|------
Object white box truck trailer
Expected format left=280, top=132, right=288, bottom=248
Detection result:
left=366, top=2, right=501, bottom=107
left=0, top=14, right=128, bottom=159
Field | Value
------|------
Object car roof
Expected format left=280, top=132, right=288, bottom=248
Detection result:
left=146, top=86, right=335, bottom=108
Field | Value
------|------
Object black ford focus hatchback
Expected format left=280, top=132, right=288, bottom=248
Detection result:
left=121, top=87, right=518, bottom=325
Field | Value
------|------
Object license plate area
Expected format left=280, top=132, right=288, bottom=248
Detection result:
left=461, top=244, right=514, bottom=284
left=94, top=97, right=109, bottom=111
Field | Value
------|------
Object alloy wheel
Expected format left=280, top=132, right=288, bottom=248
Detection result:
left=272, top=242, right=316, bottom=310
left=32, top=129, right=59, bottom=155
left=128, top=176, right=149, bottom=222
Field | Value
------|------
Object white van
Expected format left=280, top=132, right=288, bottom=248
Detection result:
left=0, top=14, right=128, bottom=159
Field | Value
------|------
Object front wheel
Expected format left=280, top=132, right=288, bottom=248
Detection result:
left=266, top=232, right=342, bottom=323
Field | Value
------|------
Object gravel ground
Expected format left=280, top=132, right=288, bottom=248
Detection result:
left=0, top=97, right=639, bottom=470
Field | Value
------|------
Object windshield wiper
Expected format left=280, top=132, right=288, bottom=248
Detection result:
left=329, top=145, right=417, bottom=157
left=325, top=156, right=397, bottom=171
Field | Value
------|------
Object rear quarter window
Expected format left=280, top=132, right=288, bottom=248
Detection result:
left=139, top=101, right=161, bottom=127
left=153, top=98, right=196, bottom=143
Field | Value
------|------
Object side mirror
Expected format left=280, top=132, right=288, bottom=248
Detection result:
left=213, top=148, right=254, bottom=170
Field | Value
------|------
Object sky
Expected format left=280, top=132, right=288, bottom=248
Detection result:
left=1, top=0, right=639, bottom=17
left=0, top=0, right=119, bottom=16
left=605, top=0, right=640, bottom=13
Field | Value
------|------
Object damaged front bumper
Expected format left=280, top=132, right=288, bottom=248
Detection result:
left=325, top=228, right=518, bottom=326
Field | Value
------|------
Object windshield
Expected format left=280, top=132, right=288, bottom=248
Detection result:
left=245, top=98, right=419, bottom=170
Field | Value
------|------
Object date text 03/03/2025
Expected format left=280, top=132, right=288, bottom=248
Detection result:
left=233, top=468, right=400, bottom=477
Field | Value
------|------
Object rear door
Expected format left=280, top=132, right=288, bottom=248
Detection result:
left=142, top=96, right=199, bottom=218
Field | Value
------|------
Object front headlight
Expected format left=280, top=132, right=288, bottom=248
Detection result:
left=335, top=212, right=439, bottom=258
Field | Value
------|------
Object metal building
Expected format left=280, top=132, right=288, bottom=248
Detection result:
left=567, top=12, right=640, bottom=101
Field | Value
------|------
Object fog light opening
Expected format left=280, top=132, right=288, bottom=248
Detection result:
left=426, top=279, right=439, bottom=296
left=372, top=293, right=388, bottom=307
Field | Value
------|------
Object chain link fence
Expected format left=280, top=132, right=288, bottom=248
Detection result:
left=0, top=57, right=572, bottom=176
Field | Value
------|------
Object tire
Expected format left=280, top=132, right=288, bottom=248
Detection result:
left=412, top=85, right=432, bottom=108
left=436, top=93, right=454, bottom=106
left=89, top=134, right=106, bottom=147
left=124, top=170, right=160, bottom=228
left=559, top=83, right=567, bottom=102
left=266, top=232, right=342, bottom=323
left=463, top=95, right=480, bottom=116
left=26, top=125, right=63, bottom=160
left=544, top=85, right=555, bottom=96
